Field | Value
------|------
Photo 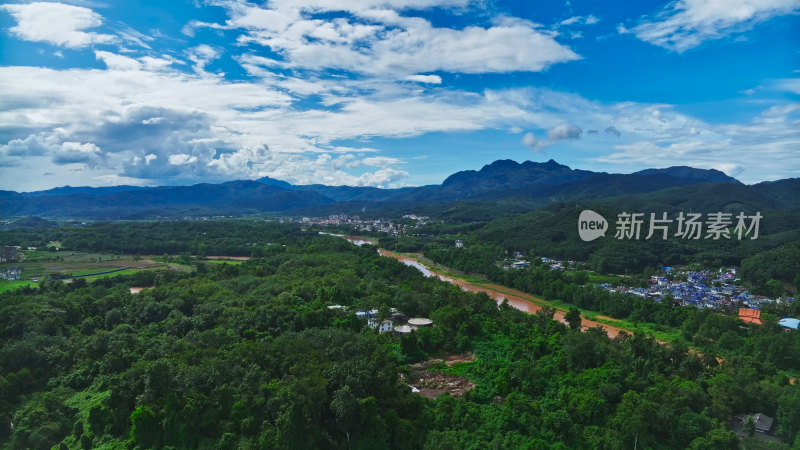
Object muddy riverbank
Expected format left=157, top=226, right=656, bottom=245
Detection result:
left=378, top=249, right=626, bottom=338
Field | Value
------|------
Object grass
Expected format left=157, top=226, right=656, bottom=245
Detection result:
left=205, top=259, right=246, bottom=265
left=0, top=279, right=36, bottom=293
left=61, top=383, right=126, bottom=449
left=1, top=250, right=194, bottom=289
left=587, top=273, right=624, bottom=284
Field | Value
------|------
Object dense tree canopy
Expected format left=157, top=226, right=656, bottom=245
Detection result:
left=1, top=225, right=799, bottom=448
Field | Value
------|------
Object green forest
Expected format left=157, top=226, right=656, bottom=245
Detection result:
left=377, top=201, right=800, bottom=296
left=1, top=224, right=800, bottom=448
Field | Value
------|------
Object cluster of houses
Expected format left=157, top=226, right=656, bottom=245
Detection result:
left=300, top=214, right=432, bottom=236
left=597, top=267, right=783, bottom=310
left=593, top=267, right=800, bottom=331
left=501, top=254, right=575, bottom=271
left=0, top=266, right=21, bottom=281
left=327, top=305, right=433, bottom=334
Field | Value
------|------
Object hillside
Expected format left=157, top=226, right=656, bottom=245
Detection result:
left=0, top=159, right=757, bottom=219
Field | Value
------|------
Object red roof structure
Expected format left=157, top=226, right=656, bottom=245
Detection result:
left=738, top=308, right=763, bottom=325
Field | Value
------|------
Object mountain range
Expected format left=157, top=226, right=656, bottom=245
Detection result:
left=0, top=159, right=795, bottom=220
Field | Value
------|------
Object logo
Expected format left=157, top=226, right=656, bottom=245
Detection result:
left=578, top=210, right=607, bottom=241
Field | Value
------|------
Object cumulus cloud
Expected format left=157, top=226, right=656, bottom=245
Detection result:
left=632, top=0, right=800, bottom=52
left=168, top=154, right=199, bottom=165
left=211, top=1, right=580, bottom=77
left=522, top=132, right=547, bottom=151
left=0, top=2, right=115, bottom=48
left=547, top=123, right=583, bottom=140
left=356, top=167, right=409, bottom=187
left=593, top=101, right=800, bottom=183
left=187, top=44, right=222, bottom=73
left=522, top=123, right=584, bottom=152
left=1, top=2, right=797, bottom=189
left=405, top=74, right=443, bottom=84
left=2, top=134, right=54, bottom=157
left=53, top=141, right=103, bottom=165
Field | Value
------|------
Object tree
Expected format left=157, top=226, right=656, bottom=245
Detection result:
left=129, top=405, right=160, bottom=448
left=742, top=415, right=756, bottom=437
left=104, top=308, right=123, bottom=330
left=777, top=388, right=800, bottom=441
left=330, top=385, right=360, bottom=443
left=566, top=307, right=582, bottom=331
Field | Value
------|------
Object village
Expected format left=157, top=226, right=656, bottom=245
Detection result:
left=300, top=214, right=431, bottom=235
left=499, top=250, right=799, bottom=331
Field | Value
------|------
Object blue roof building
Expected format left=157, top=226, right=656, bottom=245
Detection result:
left=779, top=318, right=799, bottom=330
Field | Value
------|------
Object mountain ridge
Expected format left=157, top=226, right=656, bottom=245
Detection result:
left=0, top=159, right=766, bottom=219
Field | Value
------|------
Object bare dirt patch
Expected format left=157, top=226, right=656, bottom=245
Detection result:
left=444, top=352, right=476, bottom=365
left=405, top=358, right=475, bottom=399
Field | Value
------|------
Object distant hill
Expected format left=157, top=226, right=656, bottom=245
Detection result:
left=633, top=166, right=741, bottom=184
left=0, top=181, right=335, bottom=219
left=1, top=159, right=779, bottom=220
left=255, top=177, right=415, bottom=202
left=25, top=185, right=147, bottom=196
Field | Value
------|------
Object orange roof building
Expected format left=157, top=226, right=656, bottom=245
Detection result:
left=738, top=308, right=763, bottom=325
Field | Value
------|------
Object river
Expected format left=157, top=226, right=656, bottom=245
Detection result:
left=372, top=247, right=624, bottom=338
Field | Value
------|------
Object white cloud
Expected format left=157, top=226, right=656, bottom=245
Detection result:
left=95, top=51, right=141, bottom=70
left=522, top=132, right=547, bottom=151
left=1, top=2, right=797, bottom=189
left=592, top=102, right=800, bottom=183
left=168, top=154, right=198, bottom=165
left=356, top=167, right=409, bottom=187
left=547, top=123, right=582, bottom=140
left=362, top=156, right=404, bottom=167
left=560, top=15, right=600, bottom=26
left=53, top=141, right=103, bottom=165
left=212, top=1, right=580, bottom=77
left=187, top=44, right=222, bottom=73
left=521, top=123, right=584, bottom=152
left=714, top=163, right=745, bottom=176
left=632, top=0, right=800, bottom=52
left=777, top=78, right=800, bottom=94
left=0, top=2, right=115, bottom=48
left=405, top=74, right=442, bottom=84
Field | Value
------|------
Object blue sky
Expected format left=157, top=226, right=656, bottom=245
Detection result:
left=0, top=0, right=798, bottom=191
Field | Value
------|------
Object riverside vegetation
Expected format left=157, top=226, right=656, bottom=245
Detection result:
left=0, top=222, right=799, bottom=448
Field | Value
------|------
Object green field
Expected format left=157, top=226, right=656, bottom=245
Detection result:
left=204, top=259, right=246, bottom=265
left=0, top=279, right=36, bottom=293
left=0, top=250, right=190, bottom=289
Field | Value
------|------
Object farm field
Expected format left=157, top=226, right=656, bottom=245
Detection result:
left=0, top=250, right=184, bottom=291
